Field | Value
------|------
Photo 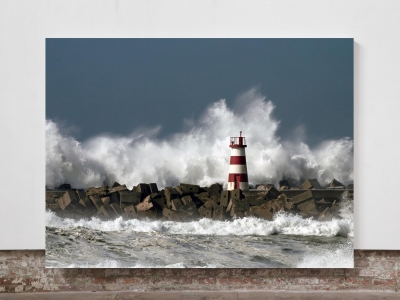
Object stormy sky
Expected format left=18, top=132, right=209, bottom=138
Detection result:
left=46, top=38, right=353, bottom=146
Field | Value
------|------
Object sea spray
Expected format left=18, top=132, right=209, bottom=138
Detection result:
left=45, top=88, right=353, bottom=189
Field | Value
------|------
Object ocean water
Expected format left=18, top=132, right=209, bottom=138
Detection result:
left=45, top=198, right=353, bottom=268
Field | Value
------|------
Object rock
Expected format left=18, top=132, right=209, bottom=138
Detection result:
left=135, top=195, right=154, bottom=211
left=299, top=179, right=321, bottom=190
left=108, top=184, right=127, bottom=194
left=118, top=190, right=141, bottom=207
left=220, top=190, right=230, bottom=207
left=179, top=183, right=200, bottom=194
left=327, top=179, right=345, bottom=188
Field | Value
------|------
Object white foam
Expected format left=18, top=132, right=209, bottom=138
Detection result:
left=45, top=88, right=353, bottom=189
left=46, top=200, right=353, bottom=238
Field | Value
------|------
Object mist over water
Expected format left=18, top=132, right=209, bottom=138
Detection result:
left=46, top=88, right=353, bottom=189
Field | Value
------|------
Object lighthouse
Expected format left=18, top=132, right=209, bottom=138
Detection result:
left=228, top=131, right=249, bottom=190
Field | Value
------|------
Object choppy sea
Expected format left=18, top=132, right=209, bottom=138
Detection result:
left=45, top=198, right=353, bottom=268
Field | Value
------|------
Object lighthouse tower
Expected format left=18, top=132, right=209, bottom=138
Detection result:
left=228, top=131, right=249, bottom=191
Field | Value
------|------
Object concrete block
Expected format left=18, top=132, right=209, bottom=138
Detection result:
left=111, top=182, right=121, bottom=188
left=152, top=197, right=167, bottom=210
left=174, top=186, right=184, bottom=195
left=124, top=205, right=137, bottom=219
left=110, top=203, right=123, bottom=216
left=347, top=183, right=354, bottom=190
left=75, top=189, right=86, bottom=202
left=229, top=198, right=250, bottom=214
left=242, top=191, right=268, bottom=206
left=119, top=190, right=141, bottom=206
left=97, top=204, right=117, bottom=219
left=88, top=194, right=103, bottom=210
left=230, top=188, right=241, bottom=200
left=79, top=196, right=96, bottom=210
left=135, top=183, right=151, bottom=198
left=148, top=183, right=159, bottom=194
left=57, top=190, right=78, bottom=210
left=137, top=210, right=157, bottom=219
left=101, top=197, right=110, bottom=205
left=256, top=184, right=275, bottom=190
left=204, top=199, right=218, bottom=209
left=193, top=192, right=211, bottom=205
left=213, top=205, right=224, bottom=220
left=265, top=186, right=281, bottom=200
left=299, top=179, right=322, bottom=190
left=171, top=198, right=183, bottom=211
left=180, top=201, right=197, bottom=216
left=108, top=184, right=127, bottom=194
left=291, top=190, right=314, bottom=205
left=180, top=183, right=200, bottom=194
left=136, top=195, right=154, bottom=212
left=181, top=195, right=193, bottom=205
left=198, top=206, right=213, bottom=218
left=220, top=190, right=230, bottom=207
left=164, top=187, right=180, bottom=205
left=86, top=186, right=108, bottom=196
left=327, top=179, right=345, bottom=188
left=108, top=192, right=120, bottom=204
left=251, top=204, right=274, bottom=220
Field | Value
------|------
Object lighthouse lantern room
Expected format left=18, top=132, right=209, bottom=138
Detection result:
left=228, top=131, right=249, bottom=191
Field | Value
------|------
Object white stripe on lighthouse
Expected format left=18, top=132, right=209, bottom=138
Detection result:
left=230, top=148, right=246, bottom=156
left=229, top=164, right=248, bottom=174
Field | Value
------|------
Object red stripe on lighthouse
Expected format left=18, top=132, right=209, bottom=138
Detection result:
left=230, top=156, right=247, bottom=164
left=228, top=174, right=248, bottom=182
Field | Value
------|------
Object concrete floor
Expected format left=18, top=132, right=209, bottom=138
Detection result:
left=0, top=291, right=399, bottom=300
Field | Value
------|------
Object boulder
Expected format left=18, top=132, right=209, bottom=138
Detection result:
left=299, top=179, right=322, bottom=190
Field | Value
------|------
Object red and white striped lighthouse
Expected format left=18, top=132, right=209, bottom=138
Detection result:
left=228, top=131, right=249, bottom=190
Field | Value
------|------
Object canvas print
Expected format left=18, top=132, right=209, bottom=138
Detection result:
left=45, top=38, right=354, bottom=268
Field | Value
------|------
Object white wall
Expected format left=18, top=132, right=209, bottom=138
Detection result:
left=0, top=0, right=399, bottom=249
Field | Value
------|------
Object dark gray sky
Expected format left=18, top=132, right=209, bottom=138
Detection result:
left=46, top=39, right=353, bottom=146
